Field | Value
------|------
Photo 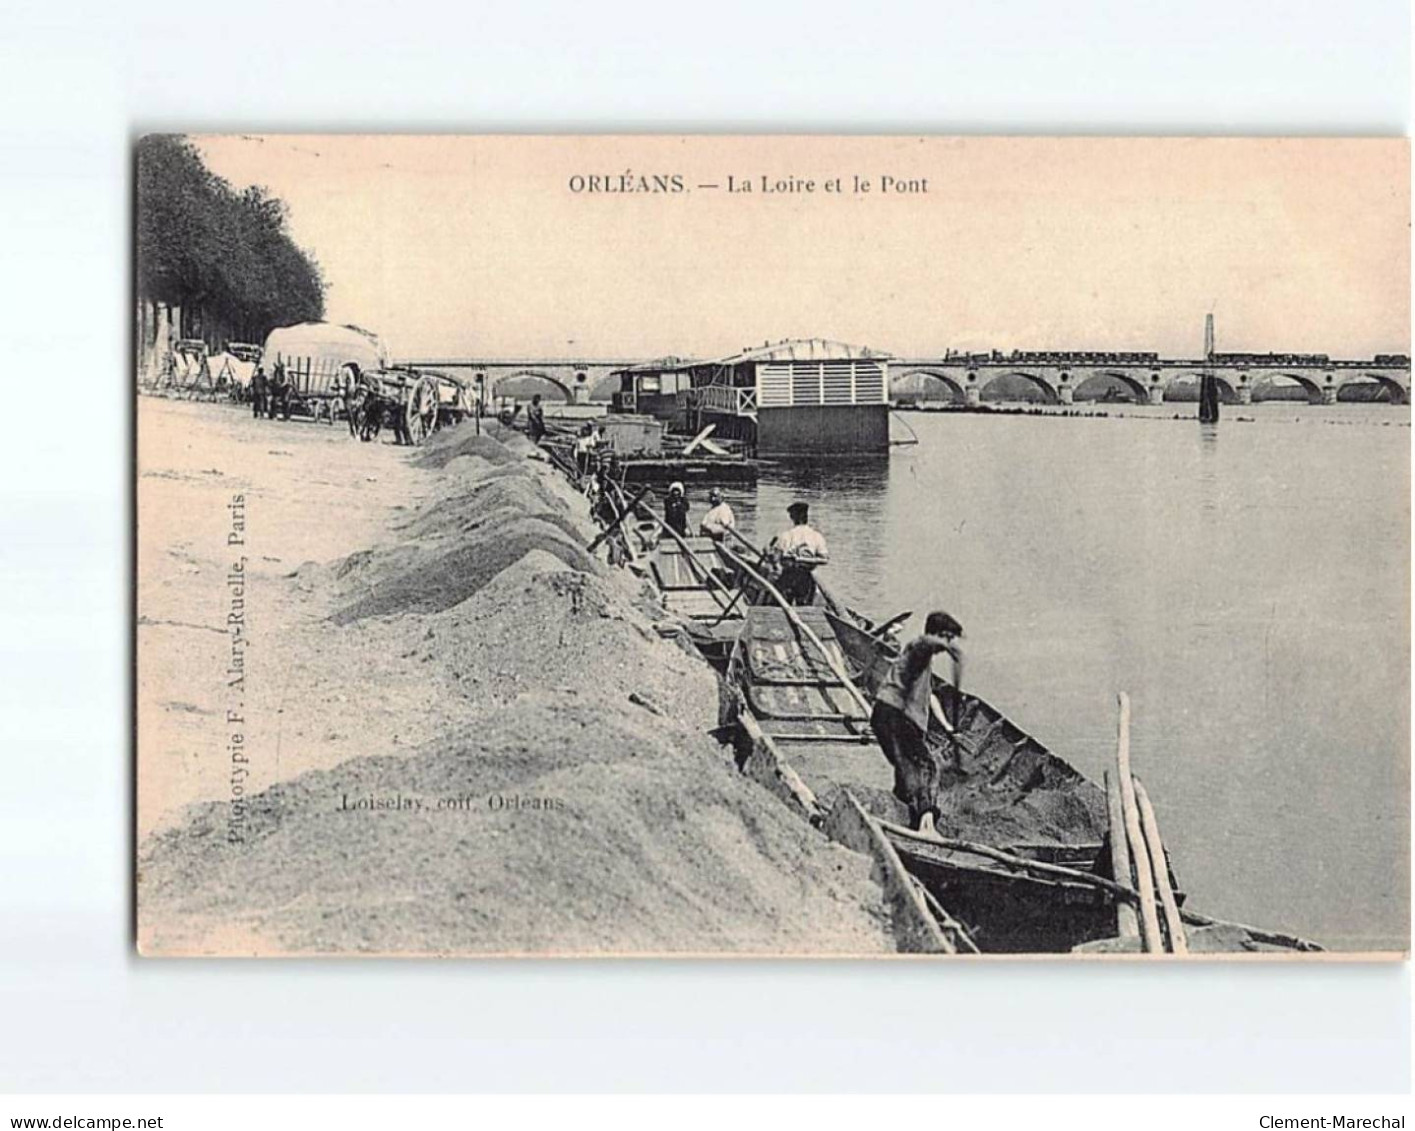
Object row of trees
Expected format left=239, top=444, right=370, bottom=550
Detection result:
left=136, top=135, right=325, bottom=347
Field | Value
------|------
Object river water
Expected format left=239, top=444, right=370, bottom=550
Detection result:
left=710, top=402, right=1409, bottom=952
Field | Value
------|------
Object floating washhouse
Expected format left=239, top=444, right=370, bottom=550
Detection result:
left=611, top=339, right=891, bottom=457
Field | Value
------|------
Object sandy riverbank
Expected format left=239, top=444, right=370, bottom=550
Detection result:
left=136, top=398, right=893, bottom=955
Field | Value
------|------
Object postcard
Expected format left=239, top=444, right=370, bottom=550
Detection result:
left=135, top=135, right=1410, bottom=957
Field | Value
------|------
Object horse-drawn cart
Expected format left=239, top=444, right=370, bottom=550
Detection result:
left=347, top=369, right=448, bottom=446
left=268, top=353, right=357, bottom=424
left=262, top=322, right=390, bottom=424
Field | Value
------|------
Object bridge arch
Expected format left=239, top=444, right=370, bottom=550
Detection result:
left=489, top=369, right=576, bottom=404
left=1252, top=371, right=1323, bottom=403
left=891, top=368, right=966, bottom=403
left=1334, top=371, right=1409, bottom=405
left=1072, top=370, right=1150, bottom=403
left=1165, top=371, right=1238, bottom=403
left=977, top=370, right=1059, bottom=404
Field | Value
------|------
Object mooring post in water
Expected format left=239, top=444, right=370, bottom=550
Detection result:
left=1115, top=692, right=1164, bottom=952
left=1133, top=777, right=1190, bottom=955
left=1199, top=312, right=1221, bottom=424
left=1104, top=770, right=1141, bottom=941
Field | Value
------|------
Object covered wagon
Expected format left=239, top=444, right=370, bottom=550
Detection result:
left=261, top=322, right=390, bottom=424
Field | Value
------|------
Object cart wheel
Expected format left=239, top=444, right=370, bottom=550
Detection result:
left=404, top=376, right=439, bottom=446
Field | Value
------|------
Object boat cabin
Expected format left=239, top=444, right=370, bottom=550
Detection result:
left=609, top=358, right=696, bottom=429
left=666, top=339, right=892, bottom=457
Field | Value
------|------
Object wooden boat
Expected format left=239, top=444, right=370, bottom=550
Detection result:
left=723, top=602, right=1323, bottom=955
left=569, top=456, right=1321, bottom=954
left=641, top=533, right=748, bottom=665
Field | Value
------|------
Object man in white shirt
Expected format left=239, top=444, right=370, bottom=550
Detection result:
left=768, top=502, right=828, bottom=605
left=698, top=489, right=736, bottom=540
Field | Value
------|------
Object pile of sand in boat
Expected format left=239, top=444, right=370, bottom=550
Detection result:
left=137, top=426, right=893, bottom=956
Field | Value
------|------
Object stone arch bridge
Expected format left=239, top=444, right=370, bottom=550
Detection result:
left=401, top=355, right=1412, bottom=407
left=397, top=358, right=633, bottom=404
left=890, top=358, right=1411, bottom=406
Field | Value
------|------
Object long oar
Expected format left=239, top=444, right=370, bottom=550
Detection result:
left=722, top=523, right=766, bottom=561
left=717, top=544, right=872, bottom=718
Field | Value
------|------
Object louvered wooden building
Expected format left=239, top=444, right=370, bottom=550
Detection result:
left=670, top=339, right=891, bottom=457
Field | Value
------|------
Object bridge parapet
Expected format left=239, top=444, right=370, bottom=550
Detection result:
left=398, top=358, right=638, bottom=404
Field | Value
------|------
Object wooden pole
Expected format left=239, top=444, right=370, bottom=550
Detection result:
left=721, top=523, right=766, bottom=561
left=1116, top=692, right=1164, bottom=952
left=1104, top=770, right=1141, bottom=940
left=600, top=485, right=639, bottom=567
left=879, top=820, right=1141, bottom=901
left=608, top=481, right=653, bottom=559
left=1133, top=777, right=1189, bottom=955
left=717, top=544, right=873, bottom=718
left=586, top=486, right=652, bottom=553
left=876, top=817, right=1323, bottom=950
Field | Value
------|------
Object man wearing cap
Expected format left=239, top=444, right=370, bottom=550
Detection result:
left=872, top=611, right=965, bottom=835
left=698, top=489, right=736, bottom=540
left=768, top=502, right=829, bottom=606
left=664, top=482, right=690, bottom=537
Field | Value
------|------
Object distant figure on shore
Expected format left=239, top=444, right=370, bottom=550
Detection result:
left=250, top=365, right=267, bottom=419
left=527, top=393, right=546, bottom=443
left=768, top=502, right=828, bottom=606
left=267, top=360, right=290, bottom=420
left=871, top=611, right=965, bottom=835
left=698, top=488, right=735, bottom=540
left=574, top=424, right=594, bottom=477
left=664, top=481, right=690, bottom=537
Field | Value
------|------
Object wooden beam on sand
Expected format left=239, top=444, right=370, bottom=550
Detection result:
left=823, top=791, right=955, bottom=955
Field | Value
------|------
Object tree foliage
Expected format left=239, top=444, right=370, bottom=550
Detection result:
left=136, top=135, right=325, bottom=342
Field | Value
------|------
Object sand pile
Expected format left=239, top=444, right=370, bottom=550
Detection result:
left=824, top=703, right=1109, bottom=846
left=927, top=706, right=1109, bottom=844
left=415, top=429, right=521, bottom=470
left=400, top=475, right=580, bottom=543
left=331, top=518, right=599, bottom=623
left=138, top=690, right=892, bottom=956
left=139, top=422, right=903, bottom=956
left=332, top=437, right=605, bottom=624
left=397, top=549, right=720, bottom=725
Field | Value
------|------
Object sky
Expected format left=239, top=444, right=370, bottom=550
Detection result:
left=193, top=135, right=1410, bottom=363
